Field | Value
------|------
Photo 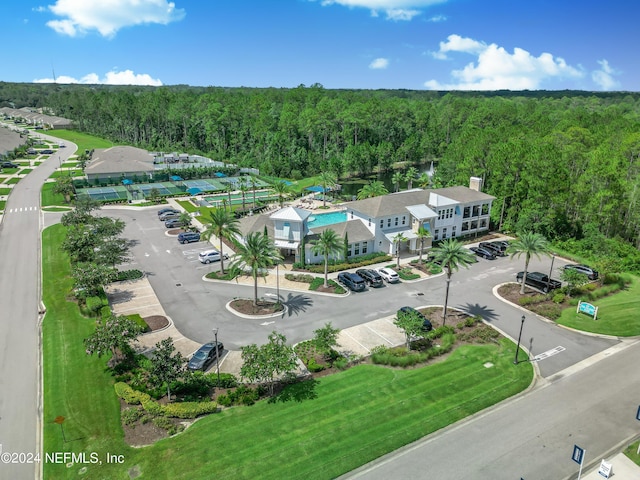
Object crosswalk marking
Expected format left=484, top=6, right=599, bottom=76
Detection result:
left=7, top=207, right=38, bottom=213
left=533, top=345, right=566, bottom=362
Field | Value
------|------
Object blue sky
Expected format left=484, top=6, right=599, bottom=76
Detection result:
left=0, top=0, right=638, bottom=91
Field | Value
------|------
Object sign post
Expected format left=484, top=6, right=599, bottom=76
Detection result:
left=577, top=300, right=598, bottom=320
left=572, top=445, right=586, bottom=480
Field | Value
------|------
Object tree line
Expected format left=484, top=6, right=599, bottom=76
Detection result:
left=2, top=82, right=640, bottom=250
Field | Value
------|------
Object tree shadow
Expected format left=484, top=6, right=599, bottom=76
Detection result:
left=457, top=302, right=499, bottom=323
left=281, top=293, right=313, bottom=317
left=106, top=288, right=135, bottom=304
left=269, top=378, right=319, bottom=404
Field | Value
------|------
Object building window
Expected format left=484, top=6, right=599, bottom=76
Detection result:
left=395, top=217, right=398, bottom=226
left=472, top=205, right=480, bottom=216
left=442, top=228, right=447, bottom=238
left=387, top=218, right=391, bottom=227
left=481, top=203, right=489, bottom=215
left=463, top=206, right=470, bottom=218
left=354, top=243, right=360, bottom=255
left=380, top=219, right=383, bottom=228
left=368, top=218, right=371, bottom=226
left=434, top=229, right=439, bottom=240
left=462, top=222, right=469, bottom=232
left=471, top=220, right=478, bottom=230
left=480, top=219, right=487, bottom=228
left=402, top=216, right=406, bottom=225
left=362, top=242, right=368, bottom=254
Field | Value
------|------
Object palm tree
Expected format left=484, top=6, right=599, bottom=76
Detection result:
left=311, top=229, right=343, bottom=288
left=318, top=171, right=337, bottom=208
left=225, top=184, right=233, bottom=212
left=431, top=239, right=475, bottom=325
left=230, top=232, right=282, bottom=306
left=416, top=225, right=431, bottom=263
left=250, top=176, right=258, bottom=208
left=393, top=232, right=407, bottom=268
left=356, top=180, right=389, bottom=200
left=417, top=172, right=431, bottom=189
left=391, top=171, right=404, bottom=193
left=239, top=183, right=249, bottom=214
left=201, top=208, right=241, bottom=275
left=178, top=212, right=192, bottom=231
left=271, top=180, right=291, bottom=208
left=405, top=166, right=419, bottom=190
left=507, top=232, right=551, bottom=294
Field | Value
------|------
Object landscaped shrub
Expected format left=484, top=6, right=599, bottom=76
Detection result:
left=115, top=382, right=150, bottom=405
left=208, top=372, right=238, bottom=389
left=121, top=407, right=144, bottom=425
left=162, top=401, right=218, bottom=419
left=294, top=253, right=392, bottom=273
left=221, top=385, right=261, bottom=406
left=518, top=294, right=549, bottom=306
left=284, top=273, right=315, bottom=283
left=126, top=313, right=151, bottom=333
left=333, top=357, right=349, bottom=370
left=552, top=292, right=566, bottom=304
left=536, top=303, right=562, bottom=320
left=100, top=305, right=111, bottom=319
left=397, top=267, right=420, bottom=281
left=306, top=357, right=325, bottom=373
left=308, top=277, right=346, bottom=293
left=457, top=326, right=500, bottom=344
left=85, top=295, right=104, bottom=315
left=428, top=325, right=455, bottom=340
left=115, top=269, right=144, bottom=281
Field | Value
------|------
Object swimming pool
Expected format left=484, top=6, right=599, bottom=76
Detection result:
left=307, top=211, right=347, bottom=229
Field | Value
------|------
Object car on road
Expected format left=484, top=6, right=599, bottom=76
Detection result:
left=516, top=271, right=562, bottom=293
left=397, top=306, right=433, bottom=332
left=1, top=161, right=19, bottom=168
left=470, top=246, right=496, bottom=260
left=40, top=149, right=54, bottom=154
left=187, top=342, right=224, bottom=372
left=355, top=268, right=384, bottom=287
left=198, top=249, right=229, bottom=263
left=337, top=272, right=366, bottom=292
left=165, top=219, right=182, bottom=228
left=563, top=264, right=599, bottom=280
left=159, top=212, right=181, bottom=221
left=157, top=207, right=180, bottom=217
left=377, top=267, right=400, bottom=283
left=178, top=232, right=201, bottom=244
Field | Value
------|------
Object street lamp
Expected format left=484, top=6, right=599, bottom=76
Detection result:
left=547, top=254, right=556, bottom=292
left=213, top=327, right=220, bottom=387
left=514, top=315, right=525, bottom=364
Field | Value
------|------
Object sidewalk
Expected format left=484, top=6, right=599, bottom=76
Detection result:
left=580, top=452, right=639, bottom=480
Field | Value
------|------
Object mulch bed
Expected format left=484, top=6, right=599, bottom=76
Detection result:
left=144, top=315, right=169, bottom=331
left=230, top=299, right=284, bottom=315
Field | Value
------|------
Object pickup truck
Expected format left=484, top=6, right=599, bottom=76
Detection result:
left=516, top=271, right=562, bottom=293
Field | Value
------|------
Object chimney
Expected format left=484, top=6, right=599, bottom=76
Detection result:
left=469, top=176, right=483, bottom=192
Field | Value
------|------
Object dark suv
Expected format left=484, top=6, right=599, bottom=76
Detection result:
left=178, top=232, right=201, bottom=244
left=187, top=342, right=224, bottom=372
left=398, top=306, right=433, bottom=332
left=1, top=161, right=19, bottom=168
left=479, top=242, right=506, bottom=257
left=355, top=268, right=383, bottom=288
left=337, top=272, right=366, bottom=292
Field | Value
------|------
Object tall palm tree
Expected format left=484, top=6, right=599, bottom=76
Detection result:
left=311, top=229, right=343, bottom=288
left=393, top=232, right=407, bottom=268
left=271, top=180, right=291, bottom=208
left=356, top=180, right=389, bottom=200
left=431, top=239, right=475, bottom=325
left=416, top=225, right=431, bottom=263
left=318, top=171, right=337, bottom=208
left=230, top=232, right=282, bottom=306
left=201, top=208, right=241, bottom=275
left=225, top=184, right=233, bottom=212
left=405, top=166, right=419, bottom=190
left=239, top=183, right=249, bottom=214
left=417, top=172, right=431, bottom=189
left=507, top=232, right=551, bottom=294
left=391, top=171, right=404, bottom=193
left=250, top=176, right=258, bottom=207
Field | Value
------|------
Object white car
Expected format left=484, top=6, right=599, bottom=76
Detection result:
left=377, top=267, right=399, bottom=283
left=198, top=249, right=229, bottom=264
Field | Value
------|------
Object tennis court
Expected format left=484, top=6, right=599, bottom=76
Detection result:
left=182, top=179, right=219, bottom=192
left=138, top=183, right=178, bottom=196
left=77, top=186, right=129, bottom=201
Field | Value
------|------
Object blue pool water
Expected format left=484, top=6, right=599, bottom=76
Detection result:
left=307, top=211, right=347, bottom=228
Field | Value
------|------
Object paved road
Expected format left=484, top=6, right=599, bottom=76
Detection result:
left=0, top=134, right=76, bottom=480
left=108, top=207, right=618, bottom=378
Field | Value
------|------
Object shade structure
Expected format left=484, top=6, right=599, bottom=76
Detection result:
left=121, top=179, right=133, bottom=185
left=170, top=175, right=183, bottom=181
left=305, top=185, right=326, bottom=193
left=214, top=172, right=227, bottom=178
left=187, top=187, right=202, bottom=195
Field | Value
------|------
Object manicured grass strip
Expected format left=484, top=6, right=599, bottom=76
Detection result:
left=0, top=187, right=11, bottom=195
left=0, top=200, right=5, bottom=210
left=41, top=182, right=66, bottom=207
left=557, top=275, right=640, bottom=336
left=5, top=177, right=20, bottom=184
left=41, top=129, right=117, bottom=153
left=49, top=170, right=84, bottom=178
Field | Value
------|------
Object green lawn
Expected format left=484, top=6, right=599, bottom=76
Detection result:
left=60, top=162, right=79, bottom=168
left=5, top=177, right=20, bottom=184
left=42, top=223, right=533, bottom=480
left=41, top=182, right=67, bottom=207
left=49, top=170, right=84, bottom=178
left=0, top=187, right=11, bottom=195
left=556, top=276, right=640, bottom=336
left=0, top=200, right=5, bottom=211
left=42, top=129, right=118, bottom=153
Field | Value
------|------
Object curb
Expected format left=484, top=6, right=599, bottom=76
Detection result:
left=225, top=299, right=289, bottom=319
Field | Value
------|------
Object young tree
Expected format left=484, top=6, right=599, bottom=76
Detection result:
left=271, top=180, right=291, bottom=208
left=507, top=232, right=551, bottom=294
left=311, top=228, right=343, bottom=288
left=179, top=212, right=193, bottom=231
left=201, top=208, right=241, bottom=274
left=560, top=268, right=589, bottom=297
left=394, top=309, right=426, bottom=351
left=239, top=182, right=249, bottom=214
left=391, top=171, right=404, bottom=193
left=240, top=331, right=298, bottom=395
left=61, top=196, right=101, bottom=226
left=84, top=314, right=143, bottom=363
left=318, top=171, right=337, bottom=208
left=52, top=175, right=75, bottom=203
left=72, top=262, right=118, bottom=295
left=393, top=232, right=407, bottom=268
left=148, top=187, right=161, bottom=204
left=416, top=226, right=431, bottom=264
left=313, top=322, right=341, bottom=359
left=357, top=180, right=389, bottom=199
left=230, top=232, right=282, bottom=306
left=431, top=239, right=475, bottom=325
left=405, top=166, right=419, bottom=190
left=148, top=337, right=185, bottom=402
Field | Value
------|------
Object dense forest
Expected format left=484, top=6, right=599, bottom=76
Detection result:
left=2, top=82, right=640, bottom=253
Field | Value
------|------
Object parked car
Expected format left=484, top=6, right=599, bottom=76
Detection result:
left=1, top=161, right=19, bottom=168
left=198, top=249, right=229, bottom=263
left=337, top=272, right=366, bottom=292
left=516, top=271, right=562, bottom=293
left=159, top=212, right=181, bottom=221
left=377, top=267, right=400, bottom=283
left=398, top=306, right=433, bottom=332
left=187, top=342, right=224, bottom=372
left=563, top=264, right=599, bottom=280
left=470, top=246, right=496, bottom=260
left=490, top=240, right=510, bottom=252
left=479, top=242, right=506, bottom=257
left=40, top=149, right=54, bottom=154
left=178, top=232, right=201, bottom=244
left=164, top=219, right=182, bottom=228
left=355, top=268, right=384, bottom=288
left=157, top=207, right=179, bottom=217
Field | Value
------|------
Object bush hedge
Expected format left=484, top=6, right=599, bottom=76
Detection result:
left=115, top=382, right=218, bottom=418
left=294, top=253, right=392, bottom=274
left=115, top=269, right=144, bottom=281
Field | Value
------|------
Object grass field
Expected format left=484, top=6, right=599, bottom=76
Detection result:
left=43, top=130, right=118, bottom=153
left=41, top=182, right=66, bottom=207
left=0, top=187, right=11, bottom=195
left=42, top=224, right=533, bottom=479
left=556, top=275, right=640, bottom=336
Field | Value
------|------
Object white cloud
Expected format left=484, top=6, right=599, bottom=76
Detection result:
left=427, top=14, right=446, bottom=22
left=319, top=0, right=446, bottom=21
left=45, top=0, right=185, bottom=37
left=425, top=35, right=583, bottom=90
left=34, top=69, right=163, bottom=86
left=369, top=57, right=390, bottom=69
left=591, top=59, right=620, bottom=91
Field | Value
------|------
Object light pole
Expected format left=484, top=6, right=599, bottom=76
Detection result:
left=514, top=315, right=525, bottom=364
left=213, top=327, right=220, bottom=387
left=547, top=254, right=556, bottom=292
left=276, top=262, right=280, bottom=304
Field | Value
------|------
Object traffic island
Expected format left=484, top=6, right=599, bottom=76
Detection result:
left=226, top=298, right=286, bottom=319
